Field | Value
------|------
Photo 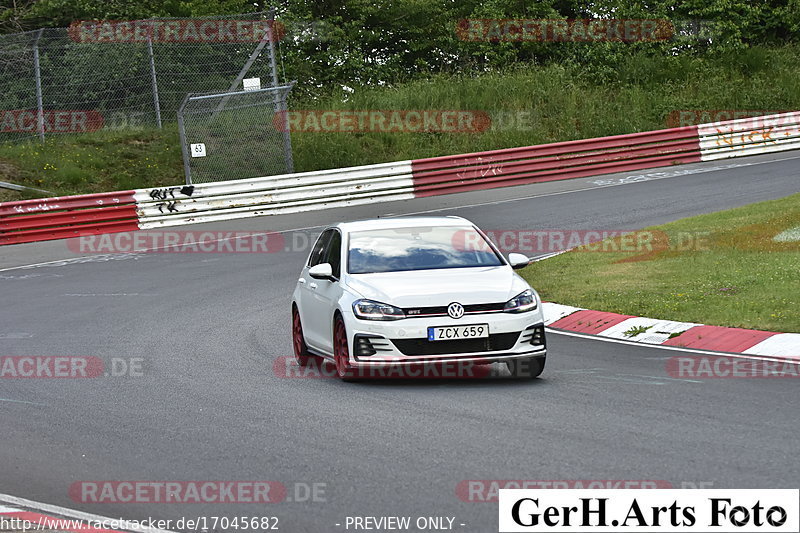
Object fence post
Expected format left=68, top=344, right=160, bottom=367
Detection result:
left=267, top=24, right=294, bottom=173
left=32, top=29, right=45, bottom=143
left=147, top=33, right=162, bottom=128
left=177, top=94, right=192, bottom=185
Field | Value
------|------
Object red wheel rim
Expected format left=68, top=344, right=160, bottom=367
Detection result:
left=334, top=320, right=349, bottom=377
left=292, top=309, right=304, bottom=356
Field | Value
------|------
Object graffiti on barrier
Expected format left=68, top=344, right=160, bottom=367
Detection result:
left=157, top=201, right=179, bottom=214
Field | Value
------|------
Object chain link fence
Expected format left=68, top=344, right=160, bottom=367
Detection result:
left=0, top=11, right=282, bottom=144
left=177, top=84, right=295, bottom=184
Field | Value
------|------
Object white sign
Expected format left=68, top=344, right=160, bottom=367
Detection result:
left=243, top=77, right=261, bottom=91
left=190, top=143, right=206, bottom=158
left=499, top=489, right=799, bottom=532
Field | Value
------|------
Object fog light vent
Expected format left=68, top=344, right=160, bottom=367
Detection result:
left=354, top=334, right=390, bottom=357
left=523, top=325, right=546, bottom=347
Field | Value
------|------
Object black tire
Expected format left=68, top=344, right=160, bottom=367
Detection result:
left=506, top=356, right=545, bottom=379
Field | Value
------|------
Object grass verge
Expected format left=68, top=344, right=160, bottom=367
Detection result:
left=519, top=194, right=800, bottom=333
left=0, top=127, right=181, bottom=197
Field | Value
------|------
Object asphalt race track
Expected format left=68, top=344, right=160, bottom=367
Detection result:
left=1, top=152, right=799, bottom=532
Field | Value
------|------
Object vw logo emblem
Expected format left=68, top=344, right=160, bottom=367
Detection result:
left=447, top=302, right=464, bottom=319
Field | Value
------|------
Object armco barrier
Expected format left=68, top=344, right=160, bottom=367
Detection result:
left=0, top=191, right=138, bottom=245
left=699, top=111, right=800, bottom=161
left=0, top=111, right=797, bottom=245
left=135, top=160, right=414, bottom=229
left=410, top=126, right=701, bottom=196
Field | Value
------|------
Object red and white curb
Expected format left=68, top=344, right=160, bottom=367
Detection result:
left=0, top=494, right=172, bottom=533
left=543, top=302, right=800, bottom=359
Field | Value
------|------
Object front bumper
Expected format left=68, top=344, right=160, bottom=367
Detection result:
left=343, top=309, right=546, bottom=367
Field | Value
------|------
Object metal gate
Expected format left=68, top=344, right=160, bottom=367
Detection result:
left=177, top=83, right=295, bottom=185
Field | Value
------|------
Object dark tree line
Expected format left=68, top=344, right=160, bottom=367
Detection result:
left=2, top=0, right=798, bottom=97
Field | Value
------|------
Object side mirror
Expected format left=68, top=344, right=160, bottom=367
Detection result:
left=309, top=263, right=335, bottom=280
left=507, top=253, right=530, bottom=270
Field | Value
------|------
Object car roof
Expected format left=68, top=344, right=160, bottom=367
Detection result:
left=333, top=216, right=474, bottom=233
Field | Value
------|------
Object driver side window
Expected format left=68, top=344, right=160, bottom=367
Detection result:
left=308, top=230, right=333, bottom=268
left=324, top=230, right=342, bottom=279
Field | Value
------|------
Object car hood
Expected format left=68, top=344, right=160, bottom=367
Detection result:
left=345, top=266, right=529, bottom=307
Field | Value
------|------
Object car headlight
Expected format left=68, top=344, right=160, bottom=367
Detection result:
left=352, top=299, right=406, bottom=321
left=503, top=289, right=537, bottom=313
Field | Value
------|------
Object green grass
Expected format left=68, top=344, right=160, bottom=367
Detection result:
left=289, top=45, right=800, bottom=171
left=0, top=188, right=26, bottom=202
left=0, top=127, right=181, bottom=197
left=519, top=194, right=800, bottom=333
left=1, top=45, right=800, bottom=198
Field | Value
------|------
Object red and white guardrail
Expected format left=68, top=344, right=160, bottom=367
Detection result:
left=1, top=111, right=798, bottom=245
left=0, top=191, right=139, bottom=245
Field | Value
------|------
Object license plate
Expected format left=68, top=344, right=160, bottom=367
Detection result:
left=427, top=324, right=489, bottom=341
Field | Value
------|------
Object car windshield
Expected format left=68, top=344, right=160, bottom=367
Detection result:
left=347, top=225, right=504, bottom=274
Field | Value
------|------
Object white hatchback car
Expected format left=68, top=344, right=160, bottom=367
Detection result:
left=291, top=216, right=547, bottom=380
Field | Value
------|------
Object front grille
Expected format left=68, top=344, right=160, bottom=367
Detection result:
left=403, top=302, right=506, bottom=317
left=465, top=302, right=507, bottom=313
left=390, top=332, right=520, bottom=356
